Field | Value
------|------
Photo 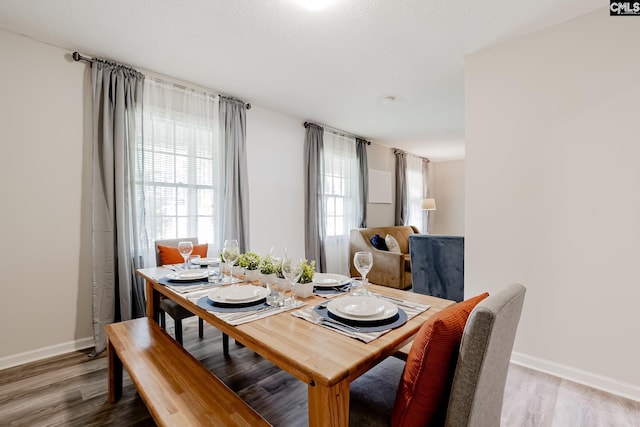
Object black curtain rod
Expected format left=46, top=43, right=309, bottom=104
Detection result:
left=72, top=51, right=251, bottom=110
left=72, top=51, right=91, bottom=63
left=303, top=121, right=371, bottom=145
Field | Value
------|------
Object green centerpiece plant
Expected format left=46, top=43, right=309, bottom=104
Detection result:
left=291, top=259, right=315, bottom=298
left=259, top=254, right=278, bottom=275
left=237, top=251, right=261, bottom=282
left=237, top=251, right=261, bottom=270
left=299, top=259, right=316, bottom=284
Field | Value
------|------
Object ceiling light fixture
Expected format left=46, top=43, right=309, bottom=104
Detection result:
left=294, top=0, right=338, bottom=11
left=382, top=96, right=396, bottom=105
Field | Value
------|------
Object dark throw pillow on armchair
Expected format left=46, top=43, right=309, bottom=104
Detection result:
left=370, top=234, right=389, bottom=251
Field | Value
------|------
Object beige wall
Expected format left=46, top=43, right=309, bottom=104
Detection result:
left=0, top=30, right=93, bottom=364
left=366, top=142, right=395, bottom=227
left=245, top=105, right=306, bottom=257
left=465, top=10, right=640, bottom=400
left=0, top=30, right=307, bottom=368
left=430, top=160, right=465, bottom=235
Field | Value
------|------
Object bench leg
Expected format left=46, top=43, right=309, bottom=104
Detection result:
left=159, top=309, right=166, bottom=329
left=175, top=319, right=183, bottom=345
left=107, top=337, right=123, bottom=403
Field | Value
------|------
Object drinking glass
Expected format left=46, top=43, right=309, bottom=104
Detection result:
left=207, top=264, right=221, bottom=283
left=188, top=254, right=201, bottom=269
left=177, top=241, right=194, bottom=269
left=222, top=239, right=240, bottom=281
left=281, top=255, right=303, bottom=307
left=353, top=251, right=373, bottom=296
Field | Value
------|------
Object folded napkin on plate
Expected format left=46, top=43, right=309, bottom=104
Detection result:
left=292, top=298, right=430, bottom=343
left=186, top=291, right=305, bottom=326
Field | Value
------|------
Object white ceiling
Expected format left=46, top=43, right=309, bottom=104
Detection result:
left=0, top=0, right=603, bottom=161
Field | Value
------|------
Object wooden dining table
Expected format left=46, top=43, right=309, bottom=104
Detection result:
left=137, top=267, right=455, bottom=427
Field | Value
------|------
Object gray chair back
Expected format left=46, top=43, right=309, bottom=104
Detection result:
left=409, top=234, right=465, bottom=302
left=445, top=283, right=526, bottom=427
left=154, top=237, right=199, bottom=266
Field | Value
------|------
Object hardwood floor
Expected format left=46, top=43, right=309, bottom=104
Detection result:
left=502, top=364, right=640, bottom=427
left=1, top=318, right=638, bottom=426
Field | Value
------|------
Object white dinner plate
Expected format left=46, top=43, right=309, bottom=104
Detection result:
left=191, top=257, right=220, bottom=265
left=207, top=285, right=270, bottom=304
left=327, top=296, right=398, bottom=321
left=166, top=270, right=208, bottom=281
left=312, top=273, right=351, bottom=288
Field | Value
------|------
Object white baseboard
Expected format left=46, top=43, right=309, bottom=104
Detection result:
left=511, top=351, right=640, bottom=402
left=0, top=337, right=94, bottom=371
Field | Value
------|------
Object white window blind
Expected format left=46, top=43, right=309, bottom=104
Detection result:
left=135, top=78, right=223, bottom=262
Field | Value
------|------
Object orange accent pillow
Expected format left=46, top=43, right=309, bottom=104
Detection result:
left=158, top=243, right=208, bottom=265
left=391, top=292, right=489, bottom=427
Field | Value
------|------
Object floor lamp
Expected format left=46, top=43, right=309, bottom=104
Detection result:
left=421, top=198, right=436, bottom=233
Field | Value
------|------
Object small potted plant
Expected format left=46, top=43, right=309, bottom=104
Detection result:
left=237, top=251, right=261, bottom=282
left=295, top=259, right=316, bottom=298
left=259, top=254, right=278, bottom=286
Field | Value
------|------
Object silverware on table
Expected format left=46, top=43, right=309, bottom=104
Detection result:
left=310, top=310, right=360, bottom=332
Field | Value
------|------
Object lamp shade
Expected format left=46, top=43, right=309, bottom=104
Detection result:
left=421, top=198, right=436, bottom=210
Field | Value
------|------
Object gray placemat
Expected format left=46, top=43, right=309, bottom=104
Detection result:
left=312, top=304, right=407, bottom=332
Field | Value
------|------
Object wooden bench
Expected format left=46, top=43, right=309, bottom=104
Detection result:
left=105, top=317, right=270, bottom=427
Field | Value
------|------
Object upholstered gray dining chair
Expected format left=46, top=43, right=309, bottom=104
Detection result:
left=155, top=238, right=229, bottom=354
left=349, top=283, right=526, bottom=427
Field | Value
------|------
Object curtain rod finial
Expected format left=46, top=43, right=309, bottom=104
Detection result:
left=72, top=51, right=81, bottom=61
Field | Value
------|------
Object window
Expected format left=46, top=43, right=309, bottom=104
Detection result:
left=405, top=154, right=428, bottom=232
left=135, top=78, right=223, bottom=261
left=322, top=132, right=361, bottom=274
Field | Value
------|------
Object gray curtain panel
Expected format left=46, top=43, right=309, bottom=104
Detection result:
left=394, top=149, right=408, bottom=226
left=91, top=59, right=145, bottom=354
left=356, top=138, right=368, bottom=228
left=304, top=124, right=327, bottom=272
left=220, top=96, right=250, bottom=253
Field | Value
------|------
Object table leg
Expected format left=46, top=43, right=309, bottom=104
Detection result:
left=106, top=337, right=122, bottom=403
left=145, top=279, right=160, bottom=323
left=308, top=381, right=350, bottom=427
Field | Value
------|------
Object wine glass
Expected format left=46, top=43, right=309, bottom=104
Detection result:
left=177, top=241, right=194, bottom=269
left=353, top=251, right=373, bottom=296
left=281, top=255, right=303, bottom=307
left=269, top=246, right=286, bottom=270
left=264, top=246, right=286, bottom=306
left=222, top=239, right=240, bottom=281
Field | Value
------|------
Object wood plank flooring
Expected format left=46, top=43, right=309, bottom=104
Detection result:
left=1, top=318, right=638, bottom=426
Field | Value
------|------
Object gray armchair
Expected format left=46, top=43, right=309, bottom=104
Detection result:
left=410, top=234, right=464, bottom=302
